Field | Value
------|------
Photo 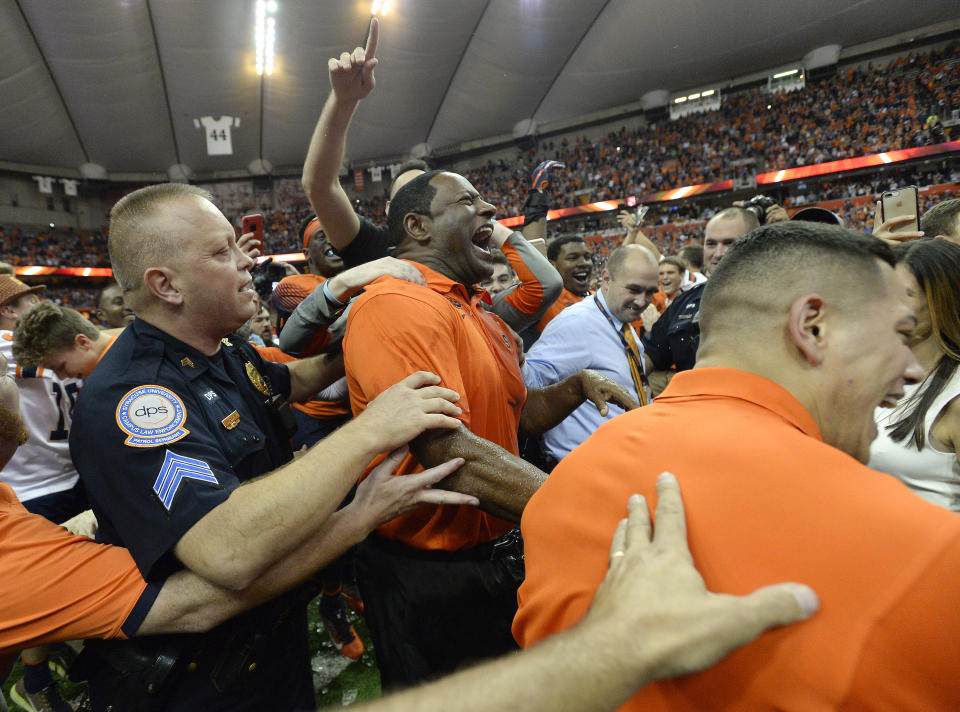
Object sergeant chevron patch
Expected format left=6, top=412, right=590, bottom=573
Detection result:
left=153, top=450, right=219, bottom=511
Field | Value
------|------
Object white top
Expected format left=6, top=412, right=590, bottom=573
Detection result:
left=0, top=331, right=81, bottom=501
left=869, top=366, right=960, bottom=512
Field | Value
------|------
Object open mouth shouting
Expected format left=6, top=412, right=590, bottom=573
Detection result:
left=472, top=224, right=494, bottom=255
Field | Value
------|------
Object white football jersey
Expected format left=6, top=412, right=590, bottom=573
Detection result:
left=0, top=331, right=81, bottom=501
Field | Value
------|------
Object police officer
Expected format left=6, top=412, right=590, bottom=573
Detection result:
left=642, top=207, right=760, bottom=374
left=69, top=183, right=474, bottom=711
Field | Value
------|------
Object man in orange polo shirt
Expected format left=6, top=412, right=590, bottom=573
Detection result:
left=514, top=222, right=960, bottom=710
left=343, top=169, right=635, bottom=688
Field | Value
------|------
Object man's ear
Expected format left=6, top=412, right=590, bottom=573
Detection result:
left=74, top=333, right=94, bottom=351
left=787, top=294, right=826, bottom=365
left=403, top=213, right=431, bottom=244
left=143, top=267, right=183, bottom=307
left=600, top=268, right=611, bottom=287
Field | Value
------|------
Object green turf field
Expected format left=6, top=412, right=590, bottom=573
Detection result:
left=2, top=594, right=381, bottom=710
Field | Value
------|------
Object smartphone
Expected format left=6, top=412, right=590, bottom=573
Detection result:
left=634, top=205, right=649, bottom=228
left=880, top=187, right=919, bottom=234
left=241, top=214, right=264, bottom=248
left=528, top=238, right=548, bottom=258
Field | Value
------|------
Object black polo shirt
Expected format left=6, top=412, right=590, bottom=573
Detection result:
left=641, top=283, right=704, bottom=372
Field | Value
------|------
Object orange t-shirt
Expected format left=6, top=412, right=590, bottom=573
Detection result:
left=515, top=368, right=960, bottom=711
left=344, top=262, right=524, bottom=551
left=536, top=288, right=585, bottom=333
left=0, top=483, right=148, bottom=654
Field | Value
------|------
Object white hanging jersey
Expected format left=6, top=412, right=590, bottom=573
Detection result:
left=370, top=166, right=383, bottom=182
left=198, top=116, right=238, bottom=156
left=0, top=332, right=81, bottom=501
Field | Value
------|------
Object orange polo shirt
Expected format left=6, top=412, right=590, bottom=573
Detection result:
left=0, top=483, right=147, bottom=654
left=344, top=262, right=524, bottom=551
left=514, top=368, right=960, bottom=711
left=536, top=288, right=584, bottom=333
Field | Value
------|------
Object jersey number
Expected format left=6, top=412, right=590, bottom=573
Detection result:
left=209, top=129, right=228, bottom=141
left=49, top=382, right=79, bottom=441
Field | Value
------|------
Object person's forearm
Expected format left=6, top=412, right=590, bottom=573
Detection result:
left=286, top=352, right=345, bottom=402
left=624, top=228, right=661, bottom=262
left=277, top=285, right=341, bottom=356
left=492, top=232, right=562, bottom=331
left=302, top=94, right=362, bottom=249
left=520, top=374, right=585, bottom=437
left=353, top=615, right=648, bottom=712
left=173, top=416, right=379, bottom=590
left=412, top=426, right=545, bottom=522
left=141, top=507, right=367, bottom=634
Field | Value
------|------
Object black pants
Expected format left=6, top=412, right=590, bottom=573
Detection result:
left=357, top=532, right=523, bottom=690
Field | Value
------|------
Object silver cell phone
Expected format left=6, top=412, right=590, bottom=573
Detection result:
left=880, top=186, right=919, bottom=234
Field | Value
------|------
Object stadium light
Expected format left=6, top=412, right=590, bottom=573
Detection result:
left=773, top=69, right=799, bottom=79
left=372, top=0, right=391, bottom=14
left=701, top=89, right=715, bottom=97
left=688, top=92, right=701, bottom=101
left=255, top=0, right=277, bottom=76
left=674, top=97, right=687, bottom=104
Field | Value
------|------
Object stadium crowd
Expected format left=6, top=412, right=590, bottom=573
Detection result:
left=2, top=15, right=960, bottom=712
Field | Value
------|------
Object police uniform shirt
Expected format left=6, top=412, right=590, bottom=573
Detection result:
left=69, top=319, right=314, bottom=711
left=70, top=318, right=293, bottom=579
left=641, top=282, right=704, bottom=373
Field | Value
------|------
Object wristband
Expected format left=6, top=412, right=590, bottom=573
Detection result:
left=322, top=279, right=346, bottom=308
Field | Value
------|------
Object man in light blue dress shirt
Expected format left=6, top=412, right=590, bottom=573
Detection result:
left=523, top=245, right=659, bottom=462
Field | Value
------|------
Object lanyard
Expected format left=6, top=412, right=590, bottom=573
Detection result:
left=593, top=295, right=650, bottom=401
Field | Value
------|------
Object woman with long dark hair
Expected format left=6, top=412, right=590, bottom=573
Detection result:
left=870, top=238, right=960, bottom=511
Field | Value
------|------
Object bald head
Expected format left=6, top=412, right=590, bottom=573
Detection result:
left=108, top=183, right=214, bottom=306
left=703, top=207, right=760, bottom=275
left=601, top=245, right=660, bottom=323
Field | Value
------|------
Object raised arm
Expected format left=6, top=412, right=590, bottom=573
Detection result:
left=489, top=225, right=562, bottom=331
left=617, top=210, right=662, bottom=261
left=301, top=18, right=379, bottom=250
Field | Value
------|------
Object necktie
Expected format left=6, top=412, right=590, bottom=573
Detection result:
left=621, top=324, right=649, bottom=406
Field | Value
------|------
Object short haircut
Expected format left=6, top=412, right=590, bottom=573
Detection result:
left=678, top=244, right=703, bottom=270
left=605, top=244, right=657, bottom=280
left=108, top=183, right=213, bottom=293
left=12, top=301, right=99, bottom=368
left=920, top=198, right=960, bottom=239
left=659, top=256, right=687, bottom=273
left=712, top=206, right=761, bottom=231
left=388, top=159, right=431, bottom=199
left=547, top=235, right=588, bottom=262
left=387, top=169, right=445, bottom=245
left=490, top=251, right=511, bottom=269
left=701, top=222, right=895, bottom=337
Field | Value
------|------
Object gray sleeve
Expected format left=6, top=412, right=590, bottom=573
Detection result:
left=277, top=285, right=343, bottom=357
left=488, top=232, right=562, bottom=332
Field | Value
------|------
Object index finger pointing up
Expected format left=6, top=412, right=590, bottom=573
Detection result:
left=365, top=17, right=379, bottom=61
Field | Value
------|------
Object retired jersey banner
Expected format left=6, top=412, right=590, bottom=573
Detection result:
left=354, top=170, right=365, bottom=191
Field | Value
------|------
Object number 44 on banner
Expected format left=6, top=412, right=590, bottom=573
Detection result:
left=193, top=116, right=241, bottom=156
